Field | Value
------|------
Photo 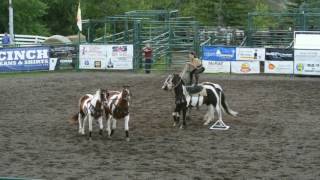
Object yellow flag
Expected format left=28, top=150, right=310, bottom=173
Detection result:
left=77, top=1, right=82, bottom=31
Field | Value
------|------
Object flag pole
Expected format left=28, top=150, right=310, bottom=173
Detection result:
left=76, top=0, right=82, bottom=71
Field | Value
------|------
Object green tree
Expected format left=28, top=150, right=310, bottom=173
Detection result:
left=252, top=0, right=275, bottom=30
left=0, top=0, right=49, bottom=35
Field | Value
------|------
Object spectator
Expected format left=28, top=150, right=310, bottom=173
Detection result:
left=2, top=32, right=11, bottom=47
left=142, top=43, right=153, bottom=74
left=186, top=51, right=205, bottom=85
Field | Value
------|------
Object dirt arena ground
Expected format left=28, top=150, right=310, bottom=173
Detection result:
left=0, top=71, right=319, bottom=179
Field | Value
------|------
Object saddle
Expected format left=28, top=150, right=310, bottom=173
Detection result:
left=186, top=85, right=207, bottom=96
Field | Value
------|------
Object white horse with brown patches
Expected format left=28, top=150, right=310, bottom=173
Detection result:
left=71, top=89, right=106, bottom=139
left=103, top=86, right=131, bottom=141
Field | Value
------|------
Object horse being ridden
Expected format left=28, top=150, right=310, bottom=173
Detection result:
left=104, top=86, right=131, bottom=141
left=162, top=74, right=237, bottom=128
left=71, top=89, right=106, bottom=138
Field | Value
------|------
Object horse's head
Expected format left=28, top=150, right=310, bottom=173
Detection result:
left=121, top=86, right=131, bottom=102
left=90, top=89, right=104, bottom=118
left=162, top=74, right=182, bottom=91
left=101, top=88, right=109, bottom=102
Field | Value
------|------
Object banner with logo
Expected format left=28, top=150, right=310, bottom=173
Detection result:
left=202, top=46, right=236, bottom=61
left=50, top=45, right=77, bottom=69
left=203, top=60, right=230, bottom=73
left=231, top=61, right=260, bottom=74
left=79, top=44, right=133, bottom=70
left=106, top=45, right=133, bottom=70
left=294, top=49, right=320, bottom=61
left=264, top=61, right=294, bottom=74
left=236, top=48, right=265, bottom=61
left=0, top=47, right=49, bottom=72
left=294, top=60, right=320, bottom=75
left=265, top=48, right=294, bottom=61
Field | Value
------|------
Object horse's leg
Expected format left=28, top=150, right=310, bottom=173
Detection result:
left=98, top=116, right=103, bottom=135
left=110, top=118, right=117, bottom=136
left=180, top=108, right=187, bottom=129
left=81, top=115, right=88, bottom=135
left=172, top=112, right=180, bottom=127
left=186, top=108, right=191, bottom=120
left=124, top=114, right=130, bottom=141
left=203, top=110, right=209, bottom=122
left=204, top=105, right=214, bottom=125
left=78, top=113, right=82, bottom=134
left=88, top=115, right=93, bottom=139
left=106, top=116, right=112, bottom=137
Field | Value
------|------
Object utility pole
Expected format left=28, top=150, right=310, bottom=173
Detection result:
left=9, top=0, right=14, bottom=43
left=217, top=0, right=223, bottom=27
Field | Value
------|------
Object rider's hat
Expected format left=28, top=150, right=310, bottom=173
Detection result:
left=189, top=51, right=197, bottom=58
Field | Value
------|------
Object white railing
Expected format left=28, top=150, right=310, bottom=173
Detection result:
left=0, top=34, right=48, bottom=47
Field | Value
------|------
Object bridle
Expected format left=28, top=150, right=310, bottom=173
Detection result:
left=164, top=74, right=183, bottom=90
left=172, top=75, right=183, bottom=89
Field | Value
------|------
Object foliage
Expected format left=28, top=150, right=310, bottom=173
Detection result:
left=252, top=0, right=275, bottom=30
left=3, top=0, right=320, bottom=36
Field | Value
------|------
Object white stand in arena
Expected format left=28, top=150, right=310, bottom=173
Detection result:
left=209, top=119, right=230, bottom=130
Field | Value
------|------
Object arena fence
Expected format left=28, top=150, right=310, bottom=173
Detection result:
left=1, top=42, right=319, bottom=76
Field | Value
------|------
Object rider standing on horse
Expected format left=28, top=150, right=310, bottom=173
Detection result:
left=186, top=51, right=205, bottom=85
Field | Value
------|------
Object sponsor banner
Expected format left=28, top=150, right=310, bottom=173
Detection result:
left=79, top=45, right=107, bottom=69
left=236, top=47, right=265, bottom=61
left=0, top=46, right=49, bottom=72
left=50, top=45, right=77, bottom=69
left=106, top=45, right=133, bottom=70
left=203, top=60, right=230, bottom=73
left=294, top=32, right=320, bottom=49
left=231, top=61, right=260, bottom=74
left=294, top=49, right=320, bottom=61
left=264, top=61, right=294, bottom=74
left=294, top=60, right=320, bottom=75
left=79, top=44, right=133, bottom=70
left=202, top=46, right=236, bottom=61
left=265, top=48, right=294, bottom=61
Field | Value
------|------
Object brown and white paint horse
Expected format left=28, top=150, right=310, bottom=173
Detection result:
left=104, top=86, right=131, bottom=141
left=71, top=89, right=106, bottom=138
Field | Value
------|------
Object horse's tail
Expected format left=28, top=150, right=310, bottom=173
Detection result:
left=69, top=113, right=79, bottom=125
left=220, top=91, right=238, bottom=117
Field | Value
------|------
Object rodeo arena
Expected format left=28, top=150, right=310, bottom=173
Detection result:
left=1, top=8, right=320, bottom=180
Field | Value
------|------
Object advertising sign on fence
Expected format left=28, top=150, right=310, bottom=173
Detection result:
left=50, top=45, right=77, bottom=70
left=236, top=48, right=265, bottom=61
left=264, top=61, right=294, bottom=74
left=203, top=60, right=230, bottom=73
left=79, top=44, right=133, bottom=70
left=105, top=45, right=133, bottom=70
left=294, top=49, right=320, bottom=61
left=79, top=45, right=107, bottom=69
left=294, top=60, right=320, bottom=75
left=231, top=61, right=260, bottom=74
left=202, top=46, right=236, bottom=61
left=265, top=48, right=294, bottom=61
left=0, top=46, right=49, bottom=72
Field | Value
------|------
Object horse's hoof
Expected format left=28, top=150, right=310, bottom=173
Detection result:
left=203, top=122, right=209, bottom=126
left=179, top=125, right=184, bottom=129
left=173, top=123, right=176, bottom=127
left=126, top=137, right=130, bottom=142
left=99, top=130, right=103, bottom=135
left=110, top=129, right=114, bottom=136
